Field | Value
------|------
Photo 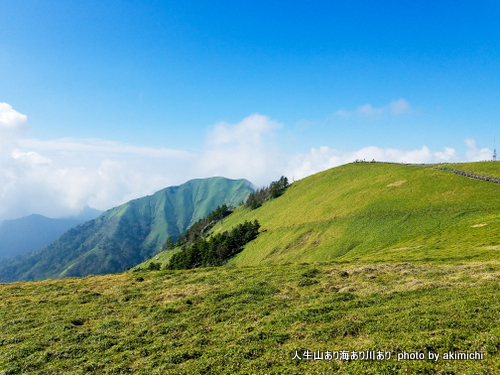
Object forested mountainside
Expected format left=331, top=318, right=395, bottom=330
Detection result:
left=0, top=177, right=253, bottom=282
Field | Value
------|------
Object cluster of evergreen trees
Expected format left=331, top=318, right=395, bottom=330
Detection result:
left=245, top=176, right=289, bottom=210
left=168, top=220, right=260, bottom=269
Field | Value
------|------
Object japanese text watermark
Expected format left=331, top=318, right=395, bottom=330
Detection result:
left=292, top=350, right=484, bottom=361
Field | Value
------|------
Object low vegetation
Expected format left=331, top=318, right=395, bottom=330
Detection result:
left=3, top=162, right=500, bottom=373
left=445, top=161, right=500, bottom=180
left=211, top=162, right=500, bottom=266
left=1, top=262, right=500, bottom=374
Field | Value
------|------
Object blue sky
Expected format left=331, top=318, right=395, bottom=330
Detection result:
left=0, top=1, right=499, bottom=219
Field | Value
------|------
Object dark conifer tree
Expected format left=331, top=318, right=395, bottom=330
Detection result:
left=165, top=236, right=175, bottom=251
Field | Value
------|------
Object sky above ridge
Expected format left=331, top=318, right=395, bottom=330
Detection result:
left=0, top=1, right=499, bottom=220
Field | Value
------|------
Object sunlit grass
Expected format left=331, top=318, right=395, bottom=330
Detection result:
left=2, top=262, right=500, bottom=374
left=209, top=162, right=500, bottom=266
left=140, top=162, right=500, bottom=269
left=4, top=162, right=500, bottom=373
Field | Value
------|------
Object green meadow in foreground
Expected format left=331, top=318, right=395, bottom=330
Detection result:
left=2, top=162, right=500, bottom=374
left=1, top=262, right=500, bottom=374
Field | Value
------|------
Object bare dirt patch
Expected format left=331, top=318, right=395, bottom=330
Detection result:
left=387, top=180, right=407, bottom=187
left=471, top=223, right=488, bottom=228
left=484, top=246, right=500, bottom=250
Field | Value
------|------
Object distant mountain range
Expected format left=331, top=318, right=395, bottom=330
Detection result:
left=0, top=207, right=102, bottom=260
left=0, top=177, right=253, bottom=282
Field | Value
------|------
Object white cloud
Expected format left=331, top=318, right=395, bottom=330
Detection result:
left=197, top=113, right=284, bottom=186
left=357, top=104, right=383, bottom=116
left=11, top=149, right=52, bottom=167
left=434, top=147, right=457, bottom=161
left=0, top=108, right=285, bottom=220
left=0, top=104, right=197, bottom=220
left=20, top=138, right=189, bottom=158
left=0, top=102, right=28, bottom=132
left=333, top=109, right=351, bottom=117
left=388, top=98, right=411, bottom=115
left=335, top=98, right=411, bottom=118
left=0, top=103, right=29, bottom=157
left=464, top=138, right=493, bottom=161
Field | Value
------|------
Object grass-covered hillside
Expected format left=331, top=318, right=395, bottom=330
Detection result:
left=198, top=162, right=500, bottom=266
left=1, top=262, right=500, bottom=374
left=3, top=162, right=500, bottom=374
left=0, top=177, right=253, bottom=282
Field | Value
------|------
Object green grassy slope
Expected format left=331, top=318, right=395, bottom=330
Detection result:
left=4, top=163, right=500, bottom=374
left=2, top=263, right=500, bottom=374
left=234, top=162, right=500, bottom=265
left=0, top=177, right=253, bottom=282
left=148, top=162, right=500, bottom=269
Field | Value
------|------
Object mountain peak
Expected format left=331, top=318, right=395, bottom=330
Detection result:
left=0, top=177, right=253, bottom=282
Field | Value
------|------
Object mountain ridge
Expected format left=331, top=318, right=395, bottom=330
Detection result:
left=0, top=177, right=253, bottom=282
left=0, top=208, right=103, bottom=260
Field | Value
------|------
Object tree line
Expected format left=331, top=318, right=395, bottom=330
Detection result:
left=245, top=176, right=289, bottom=210
left=164, top=204, right=231, bottom=250
left=168, top=220, right=260, bottom=269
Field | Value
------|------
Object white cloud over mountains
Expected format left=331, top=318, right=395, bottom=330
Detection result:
left=197, top=114, right=284, bottom=185
left=0, top=102, right=494, bottom=221
left=0, top=103, right=196, bottom=220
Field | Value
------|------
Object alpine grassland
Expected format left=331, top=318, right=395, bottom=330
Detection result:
left=2, top=162, right=500, bottom=374
left=203, top=162, right=500, bottom=266
left=2, top=263, right=500, bottom=374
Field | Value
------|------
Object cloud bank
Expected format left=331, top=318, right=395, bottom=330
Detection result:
left=0, top=103, right=493, bottom=220
left=0, top=103, right=196, bottom=220
left=196, top=114, right=284, bottom=184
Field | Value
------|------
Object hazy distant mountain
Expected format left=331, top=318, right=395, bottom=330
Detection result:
left=0, top=177, right=253, bottom=282
left=0, top=207, right=102, bottom=260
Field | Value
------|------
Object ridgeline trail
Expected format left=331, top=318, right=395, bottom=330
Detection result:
left=365, top=161, right=500, bottom=184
